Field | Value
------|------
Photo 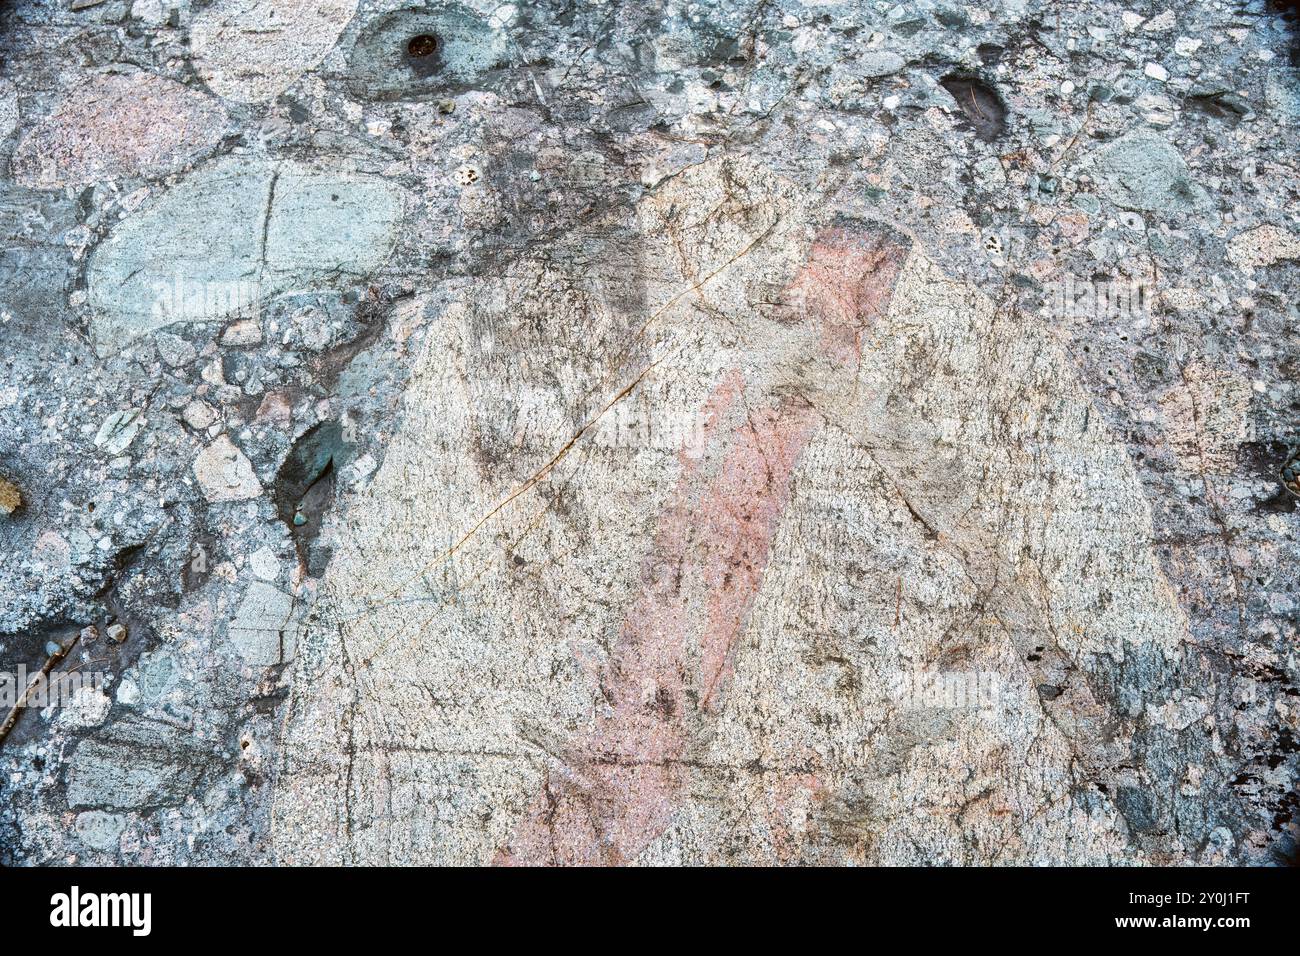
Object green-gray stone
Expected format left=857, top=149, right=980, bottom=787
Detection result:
left=1093, top=132, right=1209, bottom=214
left=1072, top=192, right=1101, bottom=214
left=86, top=156, right=403, bottom=354
left=346, top=4, right=508, bottom=100
left=65, top=716, right=207, bottom=810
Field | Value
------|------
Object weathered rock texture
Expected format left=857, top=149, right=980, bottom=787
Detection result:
left=0, top=0, right=1297, bottom=866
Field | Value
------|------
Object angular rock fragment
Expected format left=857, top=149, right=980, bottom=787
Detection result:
left=193, top=435, right=262, bottom=502
left=12, top=72, right=227, bottom=188
left=191, top=0, right=358, bottom=104
left=65, top=716, right=208, bottom=810
left=93, top=409, right=144, bottom=455
left=1226, top=224, right=1300, bottom=269
left=227, top=582, right=301, bottom=666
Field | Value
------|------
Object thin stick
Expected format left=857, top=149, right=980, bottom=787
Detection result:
left=0, top=633, right=81, bottom=750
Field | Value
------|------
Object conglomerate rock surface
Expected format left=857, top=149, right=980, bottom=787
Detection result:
left=0, top=0, right=1297, bottom=865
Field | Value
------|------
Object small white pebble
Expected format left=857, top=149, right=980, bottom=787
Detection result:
left=1144, top=63, right=1169, bottom=82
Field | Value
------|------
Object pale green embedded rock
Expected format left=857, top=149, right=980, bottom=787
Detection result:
left=74, top=811, right=127, bottom=851
left=227, top=582, right=301, bottom=666
left=66, top=756, right=178, bottom=809
left=133, top=651, right=179, bottom=704
left=264, top=163, right=405, bottom=275
left=65, top=717, right=206, bottom=810
left=93, top=409, right=144, bottom=455
left=858, top=50, right=906, bottom=78
left=86, top=156, right=403, bottom=353
left=1072, top=192, right=1101, bottom=214
left=1092, top=131, right=1208, bottom=213
left=87, top=156, right=270, bottom=351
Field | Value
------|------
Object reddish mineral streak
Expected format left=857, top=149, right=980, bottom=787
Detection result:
left=496, top=225, right=909, bottom=865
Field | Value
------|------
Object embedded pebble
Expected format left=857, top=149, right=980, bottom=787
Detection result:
left=13, top=72, right=227, bottom=188
left=0, top=479, right=19, bottom=515
left=191, top=0, right=358, bottom=104
left=87, top=156, right=403, bottom=352
left=193, top=435, right=262, bottom=502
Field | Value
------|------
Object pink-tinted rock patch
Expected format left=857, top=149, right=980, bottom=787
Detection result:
left=13, top=72, right=228, bottom=188
left=496, top=224, right=910, bottom=865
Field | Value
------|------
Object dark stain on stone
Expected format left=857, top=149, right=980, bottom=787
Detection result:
left=312, top=286, right=392, bottom=394
left=283, top=98, right=311, bottom=124
left=940, top=73, right=1008, bottom=142
left=347, top=6, right=508, bottom=100
left=403, top=32, right=442, bottom=79
left=1267, top=0, right=1300, bottom=65
left=182, top=532, right=220, bottom=594
left=1281, top=446, right=1300, bottom=498
left=0, top=617, right=81, bottom=688
left=1115, top=785, right=1158, bottom=835
left=1237, top=440, right=1297, bottom=513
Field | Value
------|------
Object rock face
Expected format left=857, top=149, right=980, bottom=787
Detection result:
left=0, top=0, right=1298, bottom=867
left=274, top=163, right=1193, bottom=864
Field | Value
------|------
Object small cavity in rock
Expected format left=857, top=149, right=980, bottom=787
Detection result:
left=939, top=74, right=1008, bottom=142
left=407, top=34, right=438, bottom=58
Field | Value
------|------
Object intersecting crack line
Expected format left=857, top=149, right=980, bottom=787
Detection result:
left=354, top=439, right=601, bottom=668
left=353, top=220, right=782, bottom=620
left=342, top=347, right=675, bottom=664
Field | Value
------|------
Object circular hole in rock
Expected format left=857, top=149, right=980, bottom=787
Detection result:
left=407, top=34, right=438, bottom=58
